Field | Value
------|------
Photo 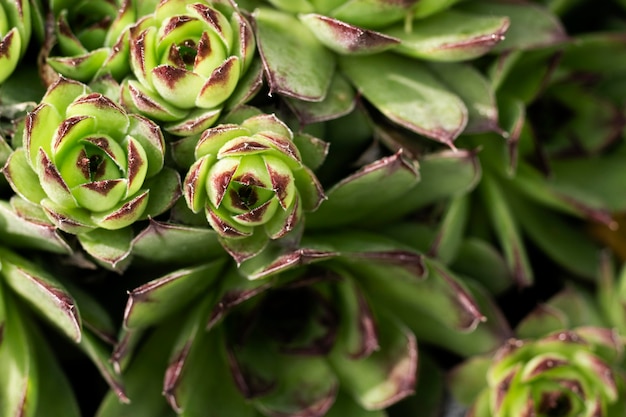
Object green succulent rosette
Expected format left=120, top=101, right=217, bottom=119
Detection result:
left=0, top=0, right=31, bottom=84
left=183, top=112, right=326, bottom=262
left=46, top=0, right=159, bottom=82
left=2, top=76, right=181, bottom=235
left=451, top=327, right=626, bottom=417
left=121, top=0, right=259, bottom=137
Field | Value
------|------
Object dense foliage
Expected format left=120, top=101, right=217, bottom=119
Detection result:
left=0, top=0, right=624, bottom=416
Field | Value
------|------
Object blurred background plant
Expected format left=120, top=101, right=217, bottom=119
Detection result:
left=0, top=0, right=625, bottom=416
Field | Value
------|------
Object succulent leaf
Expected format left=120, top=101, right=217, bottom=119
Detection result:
left=339, top=53, right=468, bottom=145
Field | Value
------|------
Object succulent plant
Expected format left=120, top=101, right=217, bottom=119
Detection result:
left=46, top=0, right=160, bottom=82
left=0, top=0, right=31, bottom=84
left=2, top=76, right=181, bottom=267
left=0, top=0, right=622, bottom=416
left=181, top=109, right=326, bottom=262
left=451, top=327, right=626, bottom=417
left=120, top=0, right=260, bottom=137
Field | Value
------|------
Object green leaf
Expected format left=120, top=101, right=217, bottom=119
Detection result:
left=413, top=0, right=462, bottom=18
left=339, top=53, right=467, bottom=146
left=131, top=220, right=225, bottom=265
left=232, top=338, right=339, bottom=417
left=330, top=0, right=417, bottom=28
left=427, top=62, right=500, bottom=134
left=388, top=352, right=445, bottom=417
left=124, top=260, right=226, bottom=330
left=451, top=238, right=514, bottom=296
left=559, top=33, right=626, bottom=76
left=140, top=167, right=182, bottom=218
left=386, top=10, right=510, bottom=62
left=285, top=72, right=356, bottom=125
left=515, top=304, right=569, bottom=340
left=79, top=329, right=128, bottom=404
left=493, top=47, right=563, bottom=104
left=254, top=7, right=335, bottom=101
left=64, top=282, right=116, bottom=344
left=0, top=248, right=81, bottom=342
left=546, top=83, right=624, bottom=154
left=96, top=322, right=178, bottom=417
left=293, top=133, right=330, bottom=171
left=458, top=0, right=567, bottom=52
left=165, top=325, right=256, bottom=417
left=78, top=227, right=133, bottom=271
left=299, top=14, right=400, bottom=55
left=307, top=152, right=420, bottom=229
left=31, top=326, right=81, bottom=417
left=479, top=174, right=533, bottom=287
left=238, top=244, right=336, bottom=280
left=339, top=250, right=485, bottom=334
left=0, top=199, right=71, bottom=254
left=428, top=195, right=469, bottom=264
left=447, top=355, right=491, bottom=406
left=507, top=191, right=600, bottom=280
left=0, top=290, right=39, bottom=417
left=330, top=312, right=417, bottom=410
left=368, top=150, right=480, bottom=223
left=3, top=147, right=47, bottom=204
left=548, top=145, right=626, bottom=212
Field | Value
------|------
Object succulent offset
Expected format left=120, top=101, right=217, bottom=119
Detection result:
left=452, top=328, right=626, bottom=417
left=183, top=111, right=326, bottom=262
left=46, top=0, right=160, bottom=82
left=121, top=0, right=259, bottom=136
left=3, top=77, right=180, bottom=234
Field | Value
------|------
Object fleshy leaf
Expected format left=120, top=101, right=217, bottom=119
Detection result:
left=140, top=167, right=182, bottom=219
left=77, top=227, right=133, bottom=271
left=479, top=174, right=533, bottom=287
left=0, top=199, right=71, bottom=254
left=95, top=323, right=178, bottom=417
left=339, top=53, right=467, bottom=145
left=385, top=10, right=509, bottom=62
left=458, top=0, right=568, bottom=51
left=0, top=291, right=38, bottom=417
left=428, top=195, right=469, bottom=264
left=307, top=152, right=420, bottom=229
left=124, top=260, right=226, bottom=330
left=448, top=355, right=492, bottom=406
left=3, top=147, right=47, bottom=205
left=0, top=247, right=81, bottom=342
left=300, top=14, right=400, bottom=55
left=164, top=320, right=257, bottom=416
left=428, top=62, right=500, bottom=134
left=229, top=337, right=339, bottom=417
left=285, top=72, right=356, bottom=125
left=330, top=0, right=418, bottom=28
left=330, top=312, right=417, bottom=410
left=79, top=330, right=128, bottom=404
left=131, top=220, right=225, bottom=265
left=31, top=326, right=81, bottom=417
left=254, top=7, right=334, bottom=101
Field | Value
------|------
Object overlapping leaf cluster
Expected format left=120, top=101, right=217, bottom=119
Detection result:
left=0, top=0, right=624, bottom=416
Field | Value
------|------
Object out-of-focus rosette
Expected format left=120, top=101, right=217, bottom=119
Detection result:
left=450, top=327, right=626, bottom=416
left=183, top=111, right=326, bottom=262
left=120, top=0, right=260, bottom=137
left=0, top=0, right=31, bottom=84
left=3, top=77, right=181, bottom=237
left=46, top=0, right=159, bottom=83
